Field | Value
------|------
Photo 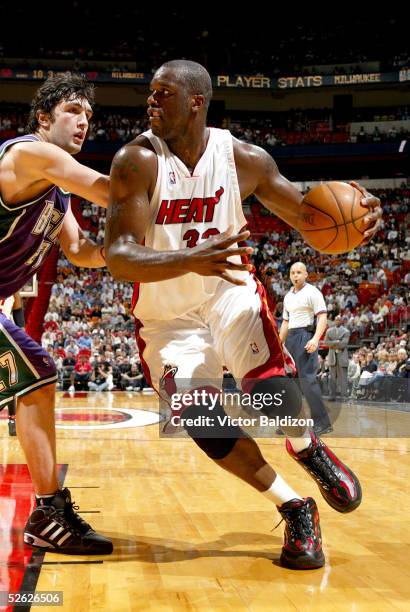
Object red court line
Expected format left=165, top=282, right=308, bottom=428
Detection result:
left=0, top=464, right=66, bottom=612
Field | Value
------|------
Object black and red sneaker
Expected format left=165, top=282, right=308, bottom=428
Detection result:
left=277, top=497, right=325, bottom=570
left=286, top=432, right=362, bottom=513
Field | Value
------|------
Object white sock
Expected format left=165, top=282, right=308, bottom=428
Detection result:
left=35, top=491, right=58, bottom=507
left=288, top=432, right=312, bottom=453
left=262, top=474, right=303, bottom=506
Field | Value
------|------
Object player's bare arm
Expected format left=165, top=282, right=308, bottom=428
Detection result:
left=0, top=141, right=109, bottom=208
left=59, top=204, right=106, bottom=268
left=233, top=139, right=382, bottom=238
left=234, top=138, right=303, bottom=229
left=105, top=144, right=253, bottom=285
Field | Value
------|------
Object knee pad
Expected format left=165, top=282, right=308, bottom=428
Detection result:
left=190, top=435, right=239, bottom=460
left=181, top=402, right=244, bottom=459
left=250, top=376, right=302, bottom=420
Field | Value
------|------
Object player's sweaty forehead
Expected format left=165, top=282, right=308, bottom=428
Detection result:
left=150, top=68, right=186, bottom=92
left=59, top=96, right=93, bottom=118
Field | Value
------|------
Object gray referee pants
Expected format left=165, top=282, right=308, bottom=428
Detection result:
left=285, top=328, right=331, bottom=429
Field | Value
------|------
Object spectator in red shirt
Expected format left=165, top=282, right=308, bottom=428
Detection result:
left=71, top=354, right=93, bottom=391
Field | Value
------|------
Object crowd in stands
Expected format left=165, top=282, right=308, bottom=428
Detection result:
left=1, top=104, right=409, bottom=148
left=41, top=268, right=148, bottom=393
left=38, top=195, right=146, bottom=391
left=37, top=187, right=409, bottom=401
left=228, top=118, right=410, bottom=148
left=318, top=340, right=409, bottom=403
left=227, top=107, right=410, bottom=147
left=250, top=187, right=409, bottom=402
left=1, top=10, right=408, bottom=75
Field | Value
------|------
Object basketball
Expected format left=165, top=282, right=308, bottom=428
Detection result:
left=298, top=181, right=367, bottom=254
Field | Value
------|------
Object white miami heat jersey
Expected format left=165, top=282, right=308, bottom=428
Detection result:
left=133, top=128, right=249, bottom=321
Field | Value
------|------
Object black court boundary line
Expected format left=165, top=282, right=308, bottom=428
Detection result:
left=14, top=464, right=68, bottom=612
left=42, top=560, right=104, bottom=565
left=67, top=486, right=100, bottom=489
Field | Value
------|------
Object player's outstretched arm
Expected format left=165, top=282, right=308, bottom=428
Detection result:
left=234, top=140, right=382, bottom=238
left=12, top=141, right=109, bottom=208
left=234, top=139, right=303, bottom=229
left=59, top=204, right=106, bottom=268
left=105, top=145, right=253, bottom=285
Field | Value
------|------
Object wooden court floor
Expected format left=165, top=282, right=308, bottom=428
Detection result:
left=1, top=391, right=410, bottom=611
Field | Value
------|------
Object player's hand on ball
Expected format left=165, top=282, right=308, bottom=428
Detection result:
left=349, top=181, right=382, bottom=243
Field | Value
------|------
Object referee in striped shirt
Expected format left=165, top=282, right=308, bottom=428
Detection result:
left=280, top=262, right=332, bottom=435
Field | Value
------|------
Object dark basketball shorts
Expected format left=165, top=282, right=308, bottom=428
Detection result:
left=0, top=313, right=57, bottom=408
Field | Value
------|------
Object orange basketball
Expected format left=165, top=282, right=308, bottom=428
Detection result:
left=298, top=182, right=367, bottom=254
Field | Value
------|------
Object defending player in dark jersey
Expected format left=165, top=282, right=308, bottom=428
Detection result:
left=0, top=74, right=112, bottom=555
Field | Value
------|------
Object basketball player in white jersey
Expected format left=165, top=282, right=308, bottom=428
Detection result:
left=105, top=60, right=382, bottom=569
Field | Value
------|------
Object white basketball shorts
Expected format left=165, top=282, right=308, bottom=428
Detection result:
left=135, top=277, right=294, bottom=401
